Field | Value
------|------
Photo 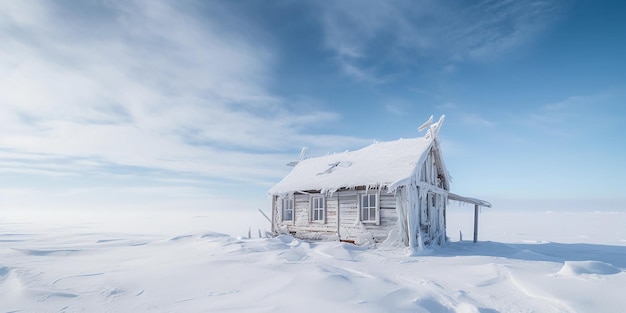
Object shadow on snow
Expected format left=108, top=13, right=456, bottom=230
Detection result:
left=437, top=241, right=626, bottom=269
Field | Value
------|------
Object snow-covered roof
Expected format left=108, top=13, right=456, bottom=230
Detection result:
left=448, top=193, right=492, bottom=208
left=269, top=136, right=434, bottom=195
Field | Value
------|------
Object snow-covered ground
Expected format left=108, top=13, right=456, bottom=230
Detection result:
left=1, top=208, right=625, bottom=312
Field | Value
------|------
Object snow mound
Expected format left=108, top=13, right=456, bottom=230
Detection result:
left=13, top=248, right=82, bottom=256
left=511, top=249, right=557, bottom=262
left=317, top=242, right=367, bottom=261
left=454, top=302, right=481, bottom=313
left=200, top=231, right=230, bottom=238
left=0, top=266, right=25, bottom=296
left=3, top=209, right=626, bottom=312
left=277, top=249, right=308, bottom=262
left=0, top=266, right=8, bottom=279
left=274, top=234, right=296, bottom=244
left=415, top=296, right=455, bottom=313
left=556, top=261, right=621, bottom=276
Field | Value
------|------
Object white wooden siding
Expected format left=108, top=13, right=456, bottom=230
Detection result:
left=294, top=193, right=310, bottom=226
left=326, top=195, right=338, bottom=226
left=271, top=189, right=403, bottom=243
left=380, top=193, right=396, bottom=209
left=280, top=193, right=338, bottom=235
left=337, top=189, right=360, bottom=240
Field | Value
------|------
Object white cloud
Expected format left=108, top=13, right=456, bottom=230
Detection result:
left=518, top=92, right=623, bottom=139
left=436, top=102, right=459, bottom=111
left=460, top=113, right=495, bottom=128
left=316, top=0, right=561, bottom=82
left=383, top=98, right=410, bottom=115
left=0, top=1, right=368, bottom=193
left=432, top=103, right=493, bottom=128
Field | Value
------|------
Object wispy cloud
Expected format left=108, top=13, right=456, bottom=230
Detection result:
left=522, top=92, right=622, bottom=137
left=436, top=102, right=459, bottom=111
left=0, top=1, right=368, bottom=193
left=315, top=0, right=561, bottom=82
left=433, top=103, right=493, bottom=128
left=383, top=98, right=410, bottom=115
left=449, top=1, right=560, bottom=59
left=460, top=113, right=495, bottom=128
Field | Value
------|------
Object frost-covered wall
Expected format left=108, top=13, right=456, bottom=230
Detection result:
left=272, top=142, right=449, bottom=250
left=391, top=143, right=448, bottom=252
left=273, top=188, right=399, bottom=243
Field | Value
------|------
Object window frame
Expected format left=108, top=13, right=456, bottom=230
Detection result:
left=310, top=196, right=326, bottom=223
left=281, top=196, right=294, bottom=222
left=359, top=191, right=380, bottom=225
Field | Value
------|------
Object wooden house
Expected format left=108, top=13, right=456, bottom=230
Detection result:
left=268, top=115, right=490, bottom=250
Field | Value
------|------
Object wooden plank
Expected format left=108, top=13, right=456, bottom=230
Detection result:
left=282, top=187, right=405, bottom=244
left=337, top=189, right=358, bottom=197
left=473, top=204, right=479, bottom=243
left=380, top=194, right=397, bottom=208
left=336, top=193, right=341, bottom=237
left=326, top=196, right=338, bottom=226
left=294, top=193, right=310, bottom=227
left=289, top=224, right=336, bottom=233
left=380, top=208, right=398, bottom=226
left=339, top=190, right=359, bottom=229
left=271, top=195, right=276, bottom=233
left=363, top=223, right=395, bottom=242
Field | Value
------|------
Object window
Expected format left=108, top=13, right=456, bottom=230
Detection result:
left=282, top=198, right=294, bottom=221
left=311, top=196, right=325, bottom=222
left=360, top=194, right=377, bottom=222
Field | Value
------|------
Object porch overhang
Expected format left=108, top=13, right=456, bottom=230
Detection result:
left=448, top=192, right=491, bottom=208
left=448, top=192, right=491, bottom=243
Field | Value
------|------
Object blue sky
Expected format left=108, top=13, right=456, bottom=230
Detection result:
left=1, top=0, right=625, bottom=212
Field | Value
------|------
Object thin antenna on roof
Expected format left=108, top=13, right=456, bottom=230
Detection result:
left=419, top=115, right=445, bottom=140
left=286, top=147, right=308, bottom=167
left=430, top=115, right=445, bottom=138
left=418, top=115, right=434, bottom=132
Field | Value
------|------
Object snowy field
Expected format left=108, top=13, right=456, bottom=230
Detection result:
left=1, top=208, right=626, bottom=313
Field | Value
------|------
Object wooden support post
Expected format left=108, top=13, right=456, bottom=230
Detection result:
left=270, top=196, right=276, bottom=233
left=473, top=204, right=479, bottom=243
left=336, top=194, right=341, bottom=239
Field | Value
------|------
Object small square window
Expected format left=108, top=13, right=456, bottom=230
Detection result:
left=311, top=196, right=325, bottom=221
left=282, top=198, right=293, bottom=221
left=360, top=194, right=377, bottom=222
